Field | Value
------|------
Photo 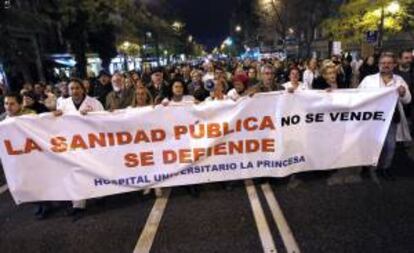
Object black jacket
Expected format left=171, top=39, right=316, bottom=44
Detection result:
left=93, top=80, right=113, bottom=105
left=312, top=76, right=347, bottom=90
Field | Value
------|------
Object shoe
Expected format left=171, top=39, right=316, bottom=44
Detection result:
left=34, top=205, right=49, bottom=220
left=67, top=207, right=85, bottom=222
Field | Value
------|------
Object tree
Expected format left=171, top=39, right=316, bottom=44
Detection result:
left=255, top=0, right=294, bottom=42
left=0, top=1, right=57, bottom=85
left=323, top=0, right=410, bottom=45
left=291, top=0, right=337, bottom=57
left=254, top=0, right=336, bottom=57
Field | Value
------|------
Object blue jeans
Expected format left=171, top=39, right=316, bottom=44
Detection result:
left=377, top=123, right=398, bottom=170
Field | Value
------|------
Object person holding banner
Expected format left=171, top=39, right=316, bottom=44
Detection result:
left=161, top=79, right=195, bottom=106
left=282, top=67, right=307, bottom=93
left=227, top=74, right=249, bottom=101
left=161, top=79, right=200, bottom=197
left=282, top=68, right=309, bottom=188
left=359, top=52, right=412, bottom=180
left=0, top=93, right=50, bottom=218
left=1, top=92, right=35, bottom=120
left=130, top=86, right=153, bottom=107
left=248, top=64, right=282, bottom=94
left=205, top=78, right=229, bottom=102
left=312, top=61, right=345, bottom=90
left=54, top=78, right=104, bottom=220
left=105, top=72, right=134, bottom=111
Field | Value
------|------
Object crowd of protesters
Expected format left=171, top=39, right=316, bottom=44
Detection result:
left=0, top=49, right=413, bottom=220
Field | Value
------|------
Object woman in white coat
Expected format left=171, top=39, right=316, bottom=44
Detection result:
left=359, top=52, right=412, bottom=180
left=54, top=78, right=104, bottom=219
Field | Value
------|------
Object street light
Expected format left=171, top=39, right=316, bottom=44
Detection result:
left=377, top=1, right=401, bottom=49
left=123, top=41, right=131, bottom=48
left=224, top=37, right=233, bottom=46
left=235, top=25, right=242, bottom=33
left=188, top=35, right=193, bottom=43
left=387, top=1, right=400, bottom=14
left=4, top=0, right=11, bottom=9
left=172, top=21, right=184, bottom=32
left=146, top=32, right=152, bottom=38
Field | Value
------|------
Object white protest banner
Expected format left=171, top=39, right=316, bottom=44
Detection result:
left=0, top=89, right=398, bottom=204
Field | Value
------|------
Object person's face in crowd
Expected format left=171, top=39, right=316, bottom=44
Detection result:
left=261, top=68, right=274, bottom=85
left=125, top=78, right=133, bottom=88
left=34, top=84, right=44, bottom=95
left=211, top=79, right=226, bottom=100
left=23, top=83, right=33, bottom=91
left=182, top=66, right=191, bottom=77
left=233, top=81, right=245, bottom=94
left=151, top=72, right=163, bottom=85
left=135, top=88, right=149, bottom=107
left=206, top=63, right=214, bottom=72
left=4, top=97, right=21, bottom=117
left=400, top=52, right=413, bottom=69
left=274, top=61, right=282, bottom=69
left=192, top=72, right=202, bottom=83
left=132, top=73, right=140, bottom=82
left=214, top=69, right=225, bottom=80
left=69, top=81, right=85, bottom=100
left=309, top=59, right=317, bottom=70
left=59, top=83, right=69, bottom=97
left=112, top=74, right=125, bottom=92
left=289, top=69, right=300, bottom=84
left=100, top=75, right=111, bottom=85
left=234, top=68, right=245, bottom=76
left=379, top=56, right=396, bottom=75
left=20, top=89, right=28, bottom=96
left=367, top=56, right=375, bottom=66
left=82, top=80, right=91, bottom=93
left=323, top=67, right=337, bottom=84
left=172, top=81, right=184, bottom=97
left=248, top=68, right=257, bottom=79
left=135, top=79, right=145, bottom=89
left=331, top=55, right=340, bottom=64
left=45, top=85, right=53, bottom=94
left=22, top=94, right=35, bottom=107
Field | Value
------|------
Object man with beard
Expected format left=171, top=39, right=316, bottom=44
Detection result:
left=395, top=49, right=414, bottom=128
left=359, top=52, right=412, bottom=180
left=105, top=72, right=134, bottom=111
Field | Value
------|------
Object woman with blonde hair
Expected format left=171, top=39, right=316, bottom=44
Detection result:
left=130, top=86, right=153, bottom=107
left=312, top=61, right=345, bottom=90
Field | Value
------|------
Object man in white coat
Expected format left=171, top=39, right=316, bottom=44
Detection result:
left=359, top=52, right=412, bottom=180
left=54, top=78, right=104, bottom=219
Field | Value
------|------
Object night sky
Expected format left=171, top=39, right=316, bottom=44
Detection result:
left=169, top=0, right=239, bottom=50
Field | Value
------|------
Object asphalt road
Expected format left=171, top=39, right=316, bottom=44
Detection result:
left=1, top=146, right=414, bottom=253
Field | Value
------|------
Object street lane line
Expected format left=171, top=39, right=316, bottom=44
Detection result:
left=0, top=184, right=8, bottom=195
left=261, top=183, right=300, bottom=253
left=245, top=180, right=278, bottom=253
left=133, top=188, right=171, bottom=253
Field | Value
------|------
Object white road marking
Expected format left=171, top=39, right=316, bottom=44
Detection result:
left=245, top=180, right=278, bottom=253
left=133, top=188, right=171, bottom=253
left=261, top=183, right=300, bottom=253
left=0, top=184, right=8, bottom=195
